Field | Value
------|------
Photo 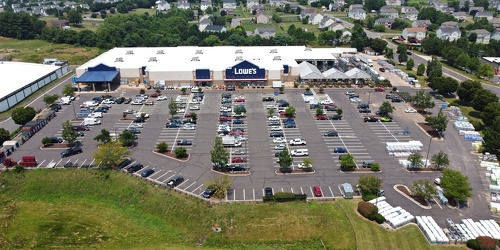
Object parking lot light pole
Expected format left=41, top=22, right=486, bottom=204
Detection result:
left=72, top=101, right=76, bottom=120
left=424, top=132, right=433, bottom=167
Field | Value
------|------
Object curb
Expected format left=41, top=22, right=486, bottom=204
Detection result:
left=275, top=169, right=316, bottom=175
left=340, top=169, right=382, bottom=174
left=152, top=150, right=189, bottom=163
left=393, top=184, right=432, bottom=209
left=210, top=169, right=251, bottom=176
left=39, top=145, right=70, bottom=150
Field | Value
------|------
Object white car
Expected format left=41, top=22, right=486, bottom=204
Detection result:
left=232, top=149, right=245, bottom=155
left=235, top=135, right=247, bottom=141
left=189, top=105, right=200, bottom=110
left=349, top=98, right=361, bottom=103
left=123, top=109, right=135, bottom=114
left=183, top=124, right=196, bottom=130
left=177, top=108, right=185, bottom=113
left=156, top=96, right=167, bottom=101
left=88, top=112, right=103, bottom=118
left=321, top=100, right=332, bottom=105
left=275, top=144, right=286, bottom=150
left=129, top=123, right=143, bottom=128
left=289, top=138, right=306, bottom=145
left=134, top=112, right=150, bottom=118
left=268, top=116, right=280, bottom=121
left=271, top=126, right=283, bottom=131
left=189, top=100, right=200, bottom=104
left=297, top=163, right=312, bottom=169
left=266, top=104, right=277, bottom=109
left=273, top=138, right=286, bottom=143
left=102, top=99, right=114, bottom=104
left=345, top=91, right=355, bottom=95
left=405, top=108, right=417, bottom=113
left=131, top=100, right=143, bottom=105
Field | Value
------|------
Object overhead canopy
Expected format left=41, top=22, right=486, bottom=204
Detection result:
left=323, top=67, right=348, bottom=79
left=299, top=61, right=324, bottom=80
left=345, top=68, right=372, bottom=79
left=76, top=63, right=119, bottom=83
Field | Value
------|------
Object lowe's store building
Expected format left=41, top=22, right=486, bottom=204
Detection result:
left=75, top=46, right=356, bottom=88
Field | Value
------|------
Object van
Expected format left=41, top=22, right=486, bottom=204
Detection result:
left=83, top=118, right=101, bottom=126
left=362, top=161, right=374, bottom=168
left=60, top=97, right=71, bottom=105
left=291, top=149, right=309, bottom=157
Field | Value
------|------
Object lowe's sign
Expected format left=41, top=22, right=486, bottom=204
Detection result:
left=226, top=60, right=265, bottom=80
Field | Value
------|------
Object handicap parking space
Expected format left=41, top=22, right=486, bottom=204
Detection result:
left=226, top=185, right=339, bottom=202
left=367, top=122, right=413, bottom=143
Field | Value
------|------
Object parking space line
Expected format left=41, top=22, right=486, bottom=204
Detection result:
left=253, top=189, right=255, bottom=200
left=192, top=184, right=204, bottom=194
left=164, top=174, right=176, bottom=182
left=80, top=159, right=87, bottom=168
left=38, top=159, right=46, bottom=168
left=309, top=186, right=314, bottom=196
left=155, top=171, right=171, bottom=181
left=56, top=159, right=62, bottom=167
left=300, top=187, right=304, bottom=194
left=233, top=190, right=236, bottom=201
left=183, top=181, right=196, bottom=190
left=376, top=121, right=399, bottom=142
left=329, top=186, right=334, bottom=198
left=243, top=189, right=246, bottom=200
left=89, top=159, right=95, bottom=166
left=176, top=179, right=190, bottom=188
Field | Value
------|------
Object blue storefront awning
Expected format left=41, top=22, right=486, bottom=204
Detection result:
left=75, top=71, right=118, bottom=83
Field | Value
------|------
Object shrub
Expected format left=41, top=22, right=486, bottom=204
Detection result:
left=42, top=137, right=52, bottom=146
left=13, top=165, right=25, bottom=173
left=374, top=213, right=385, bottom=224
left=367, top=213, right=376, bottom=221
left=467, top=239, right=480, bottom=250
left=156, top=142, right=168, bottom=153
left=263, top=192, right=307, bottom=202
left=139, top=88, right=145, bottom=94
left=448, top=102, right=459, bottom=107
left=174, top=147, right=188, bottom=158
left=362, top=193, right=377, bottom=202
left=476, top=236, right=497, bottom=250
left=408, top=73, right=416, bottom=78
left=357, top=201, right=378, bottom=218
left=371, top=162, right=381, bottom=172
left=470, top=120, right=483, bottom=131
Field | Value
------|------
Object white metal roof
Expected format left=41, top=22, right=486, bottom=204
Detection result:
left=298, top=61, right=324, bottom=79
left=77, top=46, right=353, bottom=76
left=344, top=67, right=372, bottom=79
left=0, top=62, right=60, bottom=100
left=323, top=67, right=348, bottom=79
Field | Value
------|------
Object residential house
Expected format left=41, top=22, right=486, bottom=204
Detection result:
left=177, top=0, right=191, bottom=10
left=318, top=16, right=335, bottom=29
left=489, top=17, right=500, bottom=29
left=341, top=29, right=352, bottom=42
left=469, top=29, right=491, bottom=44
left=80, top=4, right=90, bottom=9
left=348, top=8, right=366, bottom=20
left=405, top=9, right=419, bottom=21
left=157, top=0, right=171, bottom=13
left=469, top=7, right=484, bottom=14
left=374, top=18, right=394, bottom=28
left=269, top=0, right=285, bottom=6
left=475, top=11, right=494, bottom=20
left=329, top=2, right=342, bottom=11
left=251, top=5, right=265, bottom=14
left=31, top=6, right=42, bottom=15
left=349, top=4, right=363, bottom=10
left=203, top=25, right=227, bottom=33
left=401, top=6, right=417, bottom=13
left=380, top=7, right=399, bottom=19
left=255, top=13, right=270, bottom=24
left=309, top=13, right=324, bottom=25
left=63, top=1, right=76, bottom=7
left=247, top=0, right=259, bottom=9
left=300, top=9, right=315, bottom=19
left=436, top=26, right=462, bottom=41
left=47, top=19, right=69, bottom=28
left=441, top=21, right=460, bottom=28
left=200, top=0, right=212, bottom=11
left=289, top=2, right=300, bottom=9
left=412, top=19, right=432, bottom=27
left=253, top=27, right=276, bottom=38
left=223, top=0, right=237, bottom=9
left=490, top=30, right=500, bottom=41
left=402, top=27, right=426, bottom=41
left=329, top=22, right=346, bottom=31
left=430, top=0, right=447, bottom=11
left=451, top=11, right=466, bottom=21
left=386, top=0, right=401, bottom=6
left=198, top=14, right=213, bottom=32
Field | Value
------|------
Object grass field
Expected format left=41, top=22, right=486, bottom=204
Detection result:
left=445, top=99, right=484, bottom=126
left=0, top=169, right=465, bottom=249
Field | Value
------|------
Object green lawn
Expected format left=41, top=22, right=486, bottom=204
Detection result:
left=446, top=99, right=484, bottom=125
left=0, top=169, right=464, bottom=249
left=395, top=64, right=427, bottom=88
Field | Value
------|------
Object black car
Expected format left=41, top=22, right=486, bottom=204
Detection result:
left=407, top=51, right=412, bottom=55
left=117, top=158, right=132, bottom=169
left=330, top=115, right=342, bottom=120
left=182, top=119, right=197, bottom=124
left=177, top=139, right=193, bottom=145
left=134, top=117, right=144, bottom=123
left=225, top=164, right=246, bottom=172
left=375, top=110, right=388, bottom=116
left=304, top=91, right=314, bottom=96
left=385, top=94, right=394, bottom=99
left=359, top=108, right=371, bottom=113
left=392, top=97, right=402, bottom=103
left=364, top=117, right=379, bottom=122
left=324, top=130, right=339, bottom=137
left=127, top=163, right=143, bottom=173
left=116, top=97, right=125, bottom=104
left=94, top=107, right=107, bottom=113
left=124, top=98, right=132, bottom=104
left=227, top=86, right=236, bottom=91
left=278, top=102, right=289, bottom=107
left=202, top=186, right=216, bottom=198
left=167, top=176, right=184, bottom=188
left=60, top=145, right=82, bottom=158
left=274, top=152, right=283, bottom=157
left=50, top=104, right=62, bottom=111
left=166, top=122, right=181, bottom=128
left=262, top=97, right=274, bottom=102
left=270, top=132, right=284, bottom=137
left=284, top=123, right=296, bottom=128
left=379, top=68, right=386, bottom=72
left=264, top=187, right=273, bottom=197
left=357, top=103, right=369, bottom=109
left=50, top=137, right=63, bottom=143
left=222, top=93, right=232, bottom=98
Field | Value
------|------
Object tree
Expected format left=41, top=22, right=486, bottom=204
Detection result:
left=457, top=80, right=482, bottom=103
left=190, top=112, right=197, bottom=120
left=384, top=47, right=394, bottom=60
left=181, top=88, right=187, bottom=95
left=267, top=108, right=275, bottom=117
left=407, top=153, right=423, bottom=168
left=67, top=9, right=82, bottom=24
left=94, top=129, right=111, bottom=144
left=475, top=64, right=495, bottom=79
left=426, top=56, right=442, bottom=80
left=42, top=137, right=52, bottom=146
left=62, top=84, right=75, bottom=96
left=398, top=50, right=408, bottom=64
left=417, top=63, right=425, bottom=76
left=481, top=102, right=500, bottom=127
left=412, top=179, right=437, bottom=203
left=365, top=0, right=386, bottom=11
left=406, top=58, right=414, bottom=70
left=279, top=86, right=285, bottom=94
left=483, top=116, right=500, bottom=156
left=168, top=99, right=178, bottom=118
left=278, top=147, right=293, bottom=168
left=340, top=153, right=356, bottom=170
left=315, top=108, right=324, bottom=116
left=206, top=174, right=233, bottom=199
left=431, top=151, right=449, bottom=169
left=429, top=77, right=458, bottom=95
left=119, top=129, right=135, bottom=147
left=358, top=175, right=383, bottom=196
left=272, top=13, right=282, bottom=23
left=211, top=136, right=230, bottom=168
left=283, top=3, right=291, bottom=13
left=285, top=106, right=296, bottom=117
left=455, top=53, right=470, bottom=70
left=156, top=142, right=168, bottom=152
left=174, top=147, right=187, bottom=158
left=301, top=158, right=314, bottom=170
left=336, top=108, right=343, bottom=116
left=373, top=24, right=385, bottom=32
left=92, top=141, right=130, bottom=169
left=0, top=128, right=10, bottom=145
left=379, top=101, right=394, bottom=116
left=43, top=94, right=59, bottom=106
left=61, top=120, right=78, bottom=145
left=413, top=90, right=435, bottom=110
left=440, top=168, right=473, bottom=202
left=425, top=109, right=449, bottom=133
left=11, top=106, right=36, bottom=125
left=472, top=89, right=499, bottom=112
left=370, top=38, right=388, bottom=54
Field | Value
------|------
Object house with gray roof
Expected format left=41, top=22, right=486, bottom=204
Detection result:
left=255, top=13, right=270, bottom=24
left=329, top=22, right=346, bottom=31
left=177, top=0, right=191, bottom=10
left=348, top=8, right=366, bottom=20
left=374, top=18, right=394, bottom=28
left=412, top=20, right=432, bottom=27
left=200, top=0, right=212, bottom=11
left=405, top=9, right=419, bottom=20
left=203, top=25, right=227, bottom=33
left=490, top=17, right=500, bottom=28
left=469, top=6, right=484, bottom=14
left=251, top=4, right=265, bottom=14
left=469, top=29, right=491, bottom=44
left=156, top=0, right=171, bottom=13
left=385, top=0, right=401, bottom=6
left=441, top=21, right=460, bottom=28
left=269, top=0, right=285, bottom=6
left=491, top=30, right=500, bottom=41
left=475, top=11, right=494, bottom=20
left=223, top=0, right=237, bottom=9
left=300, top=9, right=315, bottom=19
left=401, top=6, right=417, bottom=13
left=247, top=0, right=259, bottom=9
left=451, top=11, right=466, bottom=21
left=349, top=4, right=363, bottom=10
left=436, top=26, right=461, bottom=41
left=318, top=16, right=335, bottom=29
left=253, top=27, right=276, bottom=38
left=380, top=7, right=398, bottom=19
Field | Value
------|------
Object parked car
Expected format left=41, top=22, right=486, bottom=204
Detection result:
left=375, top=87, right=385, bottom=92
left=233, top=119, right=244, bottom=124
left=231, top=156, right=247, bottom=163
left=167, top=176, right=184, bottom=188
left=60, top=145, right=83, bottom=158
left=133, top=117, right=144, bottom=123
left=268, top=116, right=280, bottom=121
left=202, top=186, right=216, bottom=198
left=127, top=163, right=143, bottom=173
left=326, top=106, right=337, bottom=111
left=177, top=139, right=193, bottom=145
left=270, top=132, right=284, bottom=137
left=273, top=137, right=286, bottom=144
left=359, top=108, right=371, bottom=113
left=364, top=117, right=379, bottom=122
left=264, top=187, right=273, bottom=196
left=219, top=116, right=232, bottom=121
left=304, top=91, right=313, bottom=96
left=268, top=121, right=280, bottom=126
left=405, top=108, right=417, bottom=113
left=117, top=158, right=132, bottom=169
left=316, top=114, right=329, bottom=120
left=141, top=169, right=154, bottom=177
left=262, top=97, right=274, bottom=102
left=313, top=186, right=322, bottom=197
left=166, top=122, right=181, bottom=128
left=157, top=96, right=167, bottom=101
left=380, top=117, right=393, bottom=122
left=379, top=68, right=385, bottom=72
left=189, top=105, right=200, bottom=110
left=232, top=149, right=245, bottom=155
left=324, top=130, right=338, bottom=137
left=50, top=137, right=63, bottom=143
left=334, top=147, right=348, bottom=153
left=330, top=115, right=342, bottom=120
left=129, top=127, right=141, bottom=134
left=274, top=144, right=286, bottom=150
left=271, top=126, right=283, bottom=131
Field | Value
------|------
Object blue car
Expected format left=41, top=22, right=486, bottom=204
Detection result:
left=233, top=119, right=244, bottom=124
left=270, top=132, right=284, bottom=137
left=141, top=169, right=154, bottom=177
left=166, top=122, right=181, bottom=128
left=334, top=147, right=348, bottom=153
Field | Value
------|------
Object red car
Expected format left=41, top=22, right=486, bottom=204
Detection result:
left=184, top=113, right=192, bottom=117
left=150, top=93, right=161, bottom=97
left=232, top=156, right=247, bottom=163
left=375, top=87, right=385, bottom=92
left=219, top=116, right=232, bottom=121
left=313, top=186, right=322, bottom=197
left=316, top=114, right=328, bottom=120
left=229, top=130, right=244, bottom=135
left=234, top=98, right=245, bottom=102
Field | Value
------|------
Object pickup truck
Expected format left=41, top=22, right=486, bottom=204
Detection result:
left=289, top=138, right=307, bottom=146
left=177, top=139, right=193, bottom=145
